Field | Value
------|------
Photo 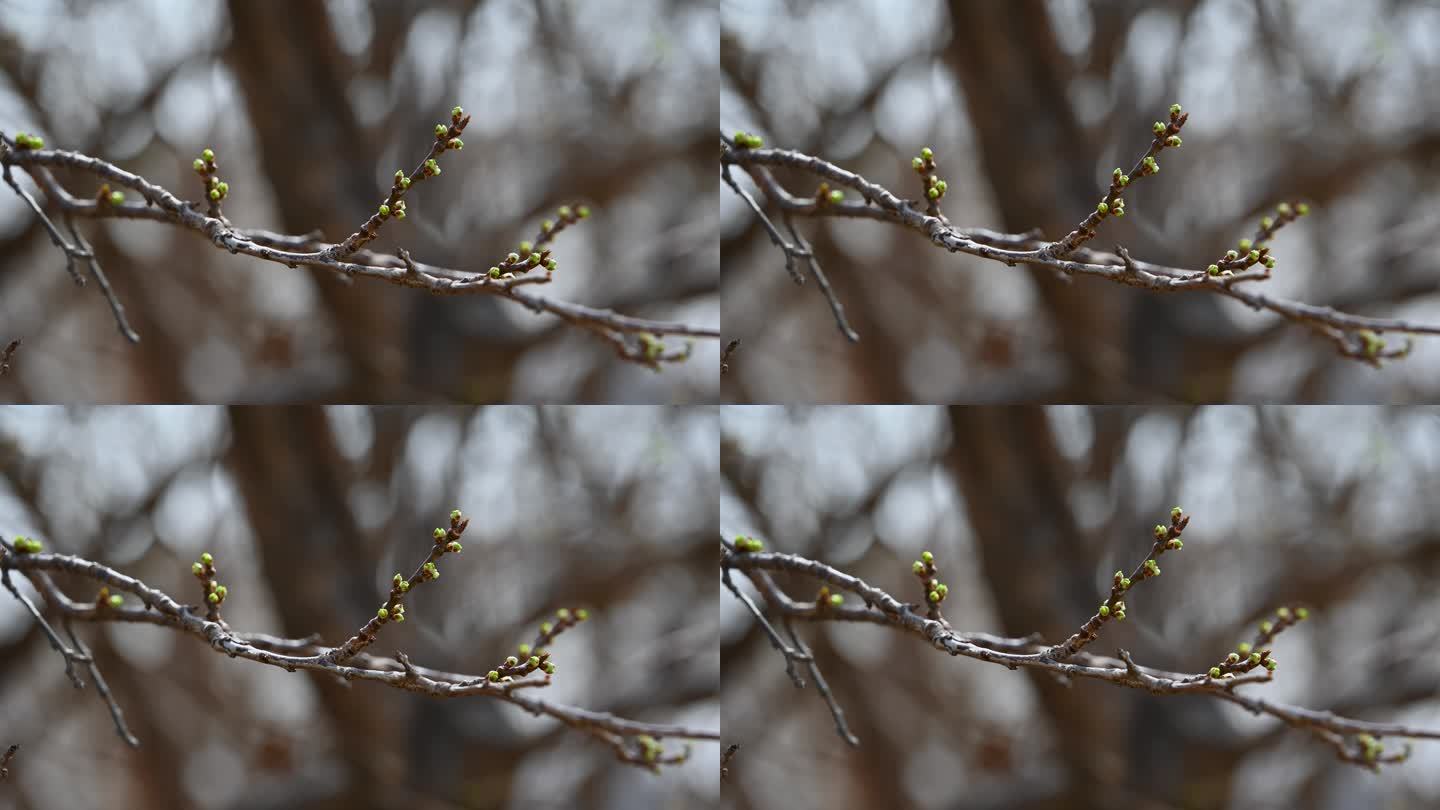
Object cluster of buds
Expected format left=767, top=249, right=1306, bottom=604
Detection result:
left=815, top=182, right=845, bottom=205
left=10, top=536, right=42, bottom=553
left=911, top=550, right=948, bottom=608
left=192, top=551, right=228, bottom=610
left=911, top=147, right=947, bottom=202
left=731, top=131, right=764, bottom=149
left=733, top=534, right=765, bottom=552
left=192, top=148, right=229, bottom=204
left=11, top=132, right=45, bottom=149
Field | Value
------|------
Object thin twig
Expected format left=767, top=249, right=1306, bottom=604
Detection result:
left=62, top=618, right=141, bottom=747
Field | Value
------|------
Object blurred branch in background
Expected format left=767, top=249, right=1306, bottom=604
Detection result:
left=0, top=405, right=719, bottom=810
left=721, top=0, right=1440, bottom=402
left=0, top=0, right=719, bottom=403
left=721, top=405, right=1440, bottom=810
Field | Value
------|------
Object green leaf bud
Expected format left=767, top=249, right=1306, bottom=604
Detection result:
left=1165, top=136, right=1181, bottom=147
left=1248, top=250, right=1260, bottom=262
left=194, top=158, right=206, bottom=172
left=921, top=551, right=934, bottom=564
left=1237, top=642, right=1252, bottom=655
left=193, top=562, right=204, bottom=575
left=201, top=553, right=213, bottom=565
left=379, top=204, right=390, bottom=217
left=1227, top=653, right=1240, bottom=663
left=108, top=594, right=124, bottom=608
left=208, top=592, right=220, bottom=604
left=377, top=607, right=389, bottom=619
left=1249, top=652, right=1262, bottom=665
left=452, top=106, right=464, bottom=119
left=1260, top=216, right=1274, bottom=230
left=1207, top=264, right=1221, bottom=276
left=487, top=670, right=499, bottom=682
left=540, top=622, right=553, bottom=635
left=1169, top=103, right=1182, bottom=116
left=1120, top=578, right=1131, bottom=589
left=828, top=189, right=845, bottom=204
left=1154, top=525, right=1168, bottom=540
left=1097, top=202, right=1109, bottom=215
left=576, top=205, right=590, bottom=218
left=927, top=187, right=940, bottom=200
left=575, top=609, right=589, bottom=620
left=202, top=148, right=214, bottom=162
left=1260, top=621, right=1273, bottom=634
left=928, top=590, right=940, bottom=603
left=912, top=157, right=923, bottom=170
left=920, top=147, right=933, bottom=161
left=829, top=593, right=844, bottom=607
left=1263, top=658, right=1277, bottom=671
left=447, top=138, right=463, bottom=150
left=488, top=267, right=501, bottom=278
left=1209, top=667, right=1221, bottom=678
left=528, top=656, right=541, bottom=667
left=542, top=661, right=555, bottom=674
left=543, top=258, right=557, bottom=271
left=1295, top=607, right=1309, bottom=620
left=209, top=188, right=221, bottom=200
left=1226, top=250, right=1239, bottom=261
left=1296, top=203, right=1310, bottom=216
left=435, top=124, right=448, bottom=138
left=434, top=528, right=446, bottom=540
left=1099, top=604, right=1110, bottom=617
left=1153, top=121, right=1166, bottom=135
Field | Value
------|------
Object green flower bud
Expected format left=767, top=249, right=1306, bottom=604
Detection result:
left=575, top=609, right=589, bottom=620
left=1295, top=607, right=1309, bottom=620
left=434, top=528, right=446, bottom=540
left=934, top=180, right=947, bottom=193
left=1153, top=122, right=1166, bottom=135
left=193, top=158, right=206, bottom=172
left=1276, top=202, right=1292, bottom=217
left=103, top=190, right=124, bottom=206
left=448, top=138, right=463, bottom=150
left=1260, top=216, right=1274, bottom=230
left=379, top=204, right=390, bottom=217
left=518, top=643, right=532, bottom=656
left=1207, top=264, right=1220, bottom=276
left=1264, top=256, right=1276, bottom=269
left=540, top=622, right=553, bottom=635
left=828, top=189, right=844, bottom=204
left=202, top=149, right=214, bottom=162
left=446, top=541, right=462, bottom=553
left=1171, top=507, right=1183, bottom=520
left=398, top=579, right=410, bottom=592
left=911, top=157, right=923, bottom=170
left=935, top=584, right=947, bottom=597
left=1153, top=525, right=1168, bottom=540
left=527, top=253, right=541, bottom=266
left=1120, top=578, right=1131, bottom=589
left=528, top=656, right=541, bottom=667
left=1249, top=652, right=1262, bottom=665
left=1165, top=136, right=1181, bottom=147
left=1296, top=203, right=1310, bottom=216
left=1119, top=175, right=1129, bottom=186
left=1209, top=667, right=1221, bottom=678
left=1227, top=653, right=1240, bottom=663
left=1169, top=103, right=1182, bottom=116
left=435, top=124, right=448, bottom=137
left=1276, top=607, right=1291, bottom=621
left=542, top=661, right=556, bottom=674
left=541, top=219, right=554, bottom=233
left=1097, top=202, right=1109, bottom=215
left=209, top=188, right=221, bottom=200
left=1237, top=642, right=1252, bottom=656
left=1099, top=604, right=1110, bottom=617
left=1226, top=250, right=1239, bottom=261
left=377, top=607, right=389, bottom=619
left=452, top=106, right=464, bottom=119
left=1237, top=239, right=1252, bottom=252
left=208, top=592, right=220, bottom=604
left=400, top=176, right=411, bottom=189
left=1166, top=539, right=1183, bottom=551
left=543, top=258, right=557, bottom=271
left=927, top=590, right=940, bottom=603
left=927, top=187, right=940, bottom=200
left=108, top=594, right=124, bottom=608
left=193, top=562, right=204, bottom=575
left=921, top=551, right=934, bottom=565
left=829, top=593, right=844, bottom=606
left=576, top=205, right=590, bottom=218
left=556, top=609, right=572, bottom=621
left=394, top=613, right=405, bottom=623
left=1263, top=658, right=1277, bottom=671
left=215, top=585, right=227, bottom=598
left=201, top=553, right=213, bottom=565
left=488, top=267, right=501, bottom=278
left=1248, top=250, right=1260, bottom=262
left=1260, top=621, right=1273, bottom=634
left=920, top=147, right=933, bottom=161
left=1114, top=610, right=1126, bottom=621
left=487, top=670, right=499, bottom=682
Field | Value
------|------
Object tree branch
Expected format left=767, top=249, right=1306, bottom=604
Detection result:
left=1, top=117, right=717, bottom=370
left=721, top=507, right=1435, bottom=771
left=0, top=512, right=716, bottom=772
left=722, top=106, right=1436, bottom=366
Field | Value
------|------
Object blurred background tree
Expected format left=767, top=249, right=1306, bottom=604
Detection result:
left=0, top=0, right=718, bottom=403
left=0, top=405, right=719, bottom=810
left=722, top=405, right=1440, bottom=810
left=721, top=0, right=1440, bottom=402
